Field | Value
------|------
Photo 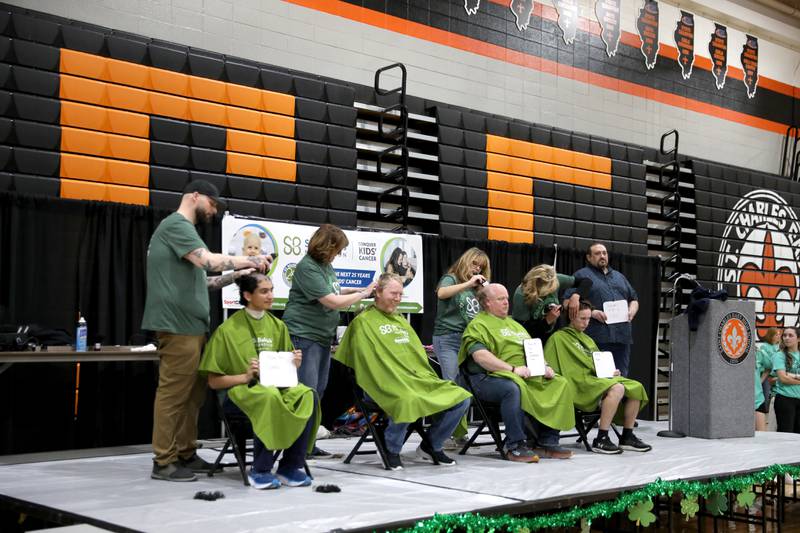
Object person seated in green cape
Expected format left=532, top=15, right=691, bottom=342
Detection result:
left=334, top=273, right=471, bottom=471
left=459, top=283, right=576, bottom=462
left=544, top=300, right=651, bottom=455
left=199, top=273, right=319, bottom=490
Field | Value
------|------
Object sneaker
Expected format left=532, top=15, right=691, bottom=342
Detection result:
left=179, top=453, right=220, bottom=474
left=416, top=443, right=457, bottom=466
left=276, top=467, right=312, bottom=487
left=619, top=433, right=652, bottom=452
left=591, top=434, right=623, bottom=454
left=247, top=470, right=281, bottom=490
left=385, top=452, right=404, bottom=471
left=505, top=445, right=540, bottom=463
left=535, top=446, right=574, bottom=460
left=442, top=436, right=469, bottom=451
left=151, top=461, right=197, bottom=482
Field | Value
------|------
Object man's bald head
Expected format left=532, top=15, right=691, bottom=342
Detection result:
left=477, top=283, right=509, bottom=318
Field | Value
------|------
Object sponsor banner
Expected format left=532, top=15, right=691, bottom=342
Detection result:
left=595, top=0, right=621, bottom=57
left=741, top=34, right=759, bottom=99
left=637, top=0, right=660, bottom=70
left=709, top=23, right=729, bottom=90
left=511, top=0, right=535, bottom=31
left=716, top=189, right=800, bottom=338
left=674, top=10, right=695, bottom=80
left=221, top=215, right=424, bottom=313
left=553, top=0, right=579, bottom=45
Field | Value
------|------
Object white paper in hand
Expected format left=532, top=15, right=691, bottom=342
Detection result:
left=259, top=351, right=298, bottom=388
left=602, top=300, right=629, bottom=324
left=523, top=338, right=546, bottom=377
left=592, top=351, right=616, bottom=378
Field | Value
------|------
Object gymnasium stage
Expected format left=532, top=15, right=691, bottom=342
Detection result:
left=2, top=422, right=800, bottom=532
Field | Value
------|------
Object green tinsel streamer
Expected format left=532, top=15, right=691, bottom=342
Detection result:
left=400, top=463, right=800, bottom=532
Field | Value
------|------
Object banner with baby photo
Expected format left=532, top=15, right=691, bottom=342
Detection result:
left=221, top=214, right=424, bottom=312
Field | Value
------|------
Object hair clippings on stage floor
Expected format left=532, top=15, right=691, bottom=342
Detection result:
left=314, top=484, right=341, bottom=493
left=193, top=491, right=226, bottom=501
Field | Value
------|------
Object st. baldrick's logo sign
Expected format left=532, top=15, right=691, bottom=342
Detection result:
left=717, top=189, right=800, bottom=338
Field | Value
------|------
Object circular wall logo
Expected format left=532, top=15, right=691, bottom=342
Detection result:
left=716, top=189, right=800, bottom=338
left=282, top=263, right=297, bottom=287
left=717, top=312, right=752, bottom=364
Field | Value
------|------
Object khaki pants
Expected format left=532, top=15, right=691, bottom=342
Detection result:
left=152, top=332, right=207, bottom=466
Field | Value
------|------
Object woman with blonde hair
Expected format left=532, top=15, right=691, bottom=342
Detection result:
left=433, top=247, right=491, bottom=382
left=283, top=224, right=377, bottom=457
left=512, top=264, right=592, bottom=344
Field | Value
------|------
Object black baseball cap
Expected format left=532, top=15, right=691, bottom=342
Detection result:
left=184, top=180, right=226, bottom=209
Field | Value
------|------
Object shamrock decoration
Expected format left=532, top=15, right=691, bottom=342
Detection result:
left=681, top=495, right=699, bottom=519
left=516, top=527, right=530, bottom=533
left=580, top=518, right=590, bottom=533
left=706, top=492, right=728, bottom=515
left=736, top=488, right=756, bottom=509
left=627, top=499, right=657, bottom=527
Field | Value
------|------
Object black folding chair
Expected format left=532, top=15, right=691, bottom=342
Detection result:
left=208, top=390, right=312, bottom=485
left=342, top=366, right=438, bottom=469
left=569, top=407, right=620, bottom=451
left=457, top=369, right=507, bottom=459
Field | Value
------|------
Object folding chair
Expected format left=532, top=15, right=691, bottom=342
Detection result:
left=457, top=369, right=507, bottom=459
left=342, top=366, right=439, bottom=469
left=570, top=408, right=620, bottom=451
left=208, top=390, right=312, bottom=485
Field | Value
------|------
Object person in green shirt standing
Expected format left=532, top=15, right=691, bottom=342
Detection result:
left=334, top=273, right=471, bottom=470
left=755, top=327, right=780, bottom=431
left=459, top=284, right=576, bottom=462
left=772, top=327, right=800, bottom=433
left=544, top=301, right=650, bottom=455
left=512, top=264, right=592, bottom=345
left=142, top=180, right=273, bottom=482
left=200, top=273, right=318, bottom=489
left=282, top=224, right=377, bottom=458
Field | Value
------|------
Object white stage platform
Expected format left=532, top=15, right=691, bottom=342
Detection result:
left=2, top=422, right=800, bottom=532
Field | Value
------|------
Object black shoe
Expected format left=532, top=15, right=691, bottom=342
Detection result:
left=307, top=446, right=337, bottom=459
left=179, top=453, right=220, bottom=474
left=385, top=452, right=404, bottom=470
left=151, top=462, right=197, bottom=482
left=416, top=443, right=456, bottom=466
left=619, top=433, right=652, bottom=452
left=591, top=434, right=622, bottom=455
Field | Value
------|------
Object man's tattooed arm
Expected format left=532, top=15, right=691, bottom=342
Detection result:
left=207, top=272, right=237, bottom=290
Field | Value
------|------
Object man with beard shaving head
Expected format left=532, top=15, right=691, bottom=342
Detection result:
left=143, top=180, right=273, bottom=482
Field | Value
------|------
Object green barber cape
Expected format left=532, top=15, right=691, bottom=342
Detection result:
left=459, top=311, right=575, bottom=431
left=334, top=305, right=471, bottom=423
left=544, top=326, right=648, bottom=412
left=199, top=309, right=319, bottom=451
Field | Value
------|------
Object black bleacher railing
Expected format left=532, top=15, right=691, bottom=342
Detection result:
left=372, top=63, right=410, bottom=231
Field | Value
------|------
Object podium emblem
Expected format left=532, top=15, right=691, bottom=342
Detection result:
left=717, top=312, right=752, bottom=364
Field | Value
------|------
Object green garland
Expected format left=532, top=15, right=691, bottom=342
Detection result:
left=401, top=464, right=800, bottom=532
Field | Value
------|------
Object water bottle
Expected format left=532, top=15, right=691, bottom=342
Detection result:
left=76, top=315, right=87, bottom=352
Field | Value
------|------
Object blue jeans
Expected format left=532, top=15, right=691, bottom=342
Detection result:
left=291, top=335, right=331, bottom=398
left=224, top=397, right=315, bottom=473
left=383, top=399, right=470, bottom=454
left=598, top=342, right=631, bottom=377
left=466, top=373, right=560, bottom=449
left=432, top=332, right=462, bottom=381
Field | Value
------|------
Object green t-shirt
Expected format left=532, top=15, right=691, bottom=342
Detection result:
left=459, top=311, right=575, bottom=431
left=433, top=274, right=480, bottom=336
left=283, top=254, right=341, bottom=345
left=544, top=326, right=648, bottom=413
left=334, top=305, right=471, bottom=423
left=141, top=212, right=209, bottom=335
left=772, top=350, right=800, bottom=400
left=511, top=273, right=574, bottom=324
left=199, top=309, right=318, bottom=451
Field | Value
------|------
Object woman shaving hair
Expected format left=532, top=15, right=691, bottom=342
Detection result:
left=511, top=264, right=592, bottom=345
